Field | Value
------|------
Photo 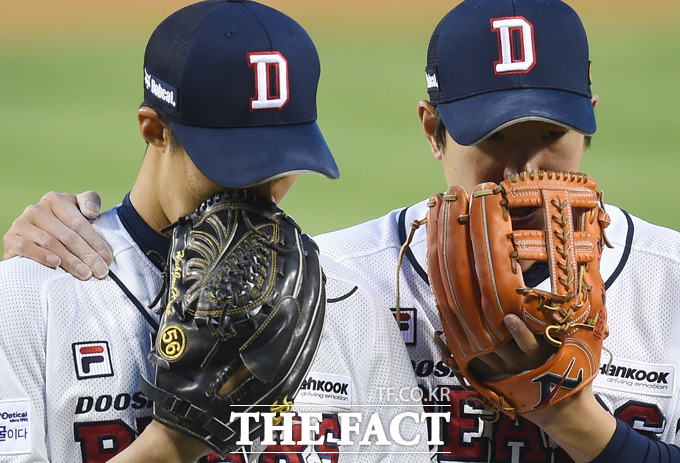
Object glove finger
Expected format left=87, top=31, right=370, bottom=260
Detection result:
left=426, top=193, right=473, bottom=374
left=425, top=193, right=448, bottom=313
left=277, top=234, right=326, bottom=395
left=296, top=234, right=325, bottom=341
left=426, top=193, right=470, bottom=359
left=240, top=226, right=325, bottom=386
left=468, top=182, right=522, bottom=345
left=428, top=188, right=488, bottom=359
left=240, top=296, right=302, bottom=382
left=442, top=186, right=505, bottom=358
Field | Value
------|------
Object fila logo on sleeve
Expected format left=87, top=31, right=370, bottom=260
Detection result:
left=72, top=341, right=114, bottom=380
left=249, top=51, right=289, bottom=110
left=491, top=16, right=536, bottom=74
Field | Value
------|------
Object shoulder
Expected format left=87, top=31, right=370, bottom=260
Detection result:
left=0, top=254, right=72, bottom=353
left=599, top=204, right=680, bottom=290
left=316, top=256, right=415, bottom=376
left=319, top=256, right=384, bottom=308
left=606, top=204, right=680, bottom=264
left=91, top=207, right=139, bottom=255
left=315, top=199, right=430, bottom=263
left=318, top=256, right=397, bottom=333
left=0, top=254, right=69, bottom=297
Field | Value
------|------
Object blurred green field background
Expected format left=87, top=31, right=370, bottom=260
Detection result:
left=1, top=1, right=679, bottom=258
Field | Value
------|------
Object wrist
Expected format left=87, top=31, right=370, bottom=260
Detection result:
left=524, top=386, right=616, bottom=463
left=109, top=420, right=210, bottom=463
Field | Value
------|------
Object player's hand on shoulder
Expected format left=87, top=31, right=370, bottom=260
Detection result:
left=2, top=191, right=112, bottom=280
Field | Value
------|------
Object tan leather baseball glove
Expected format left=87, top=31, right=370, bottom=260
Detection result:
left=426, top=171, right=611, bottom=420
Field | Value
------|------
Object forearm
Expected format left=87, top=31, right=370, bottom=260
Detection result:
left=524, top=387, right=617, bottom=463
left=527, top=391, right=680, bottom=462
left=590, top=419, right=680, bottom=463
left=109, top=420, right=209, bottom=463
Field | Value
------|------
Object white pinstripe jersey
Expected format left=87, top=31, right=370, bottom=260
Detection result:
left=315, top=199, right=680, bottom=463
left=0, top=200, right=428, bottom=463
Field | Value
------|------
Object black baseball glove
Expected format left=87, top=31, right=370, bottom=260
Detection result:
left=140, top=189, right=326, bottom=456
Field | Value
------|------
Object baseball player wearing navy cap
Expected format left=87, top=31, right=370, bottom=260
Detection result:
left=141, top=0, right=338, bottom=188
left=316, top=1, right=680, bottom=461
left=0, top=1, right=427, bottom=462
left=7, top=0, right=680, bottom=462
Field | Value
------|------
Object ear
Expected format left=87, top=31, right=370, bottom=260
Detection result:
left=138, top=107, right=169, bottom=148
left=417, top=100, right=444, bottom=160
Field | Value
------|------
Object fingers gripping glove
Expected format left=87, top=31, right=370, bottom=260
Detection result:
left=140, top=189, right=326, bottom=456
left=426, top=171, right=611, bottom=420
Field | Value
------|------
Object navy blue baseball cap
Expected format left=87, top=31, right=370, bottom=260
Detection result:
left=143, top=0, right=339, bottom=187
left=426, top=0, right=596, bottom=146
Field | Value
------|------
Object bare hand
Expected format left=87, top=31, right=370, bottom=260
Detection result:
left=469, top=314, right=555, bottom=381
left=471, top=315, right=616, bottom=463
left=2, top=191, right=112, bottom=280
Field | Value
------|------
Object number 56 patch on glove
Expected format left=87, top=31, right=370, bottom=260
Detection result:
left=141, top=189, right=326, bottom=457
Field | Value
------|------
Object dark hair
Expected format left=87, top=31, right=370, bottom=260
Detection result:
left=158, top=115, right=182, bottom=154
left=432, top=104, right=592, bottom=150
left=433, top=105, right=447, bottom=149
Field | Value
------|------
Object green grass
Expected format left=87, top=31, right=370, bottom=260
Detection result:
left=579, top=31, right=680, bottom=231
left=2, top=26, right=679, bottom=258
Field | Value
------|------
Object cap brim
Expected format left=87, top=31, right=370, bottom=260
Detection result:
left=170, top=120, right=339, bottom=188
left=437, top=88, right=596, bottom=146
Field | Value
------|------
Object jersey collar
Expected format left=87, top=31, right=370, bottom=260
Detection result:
left=117, top=193, right=170, bottom=270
